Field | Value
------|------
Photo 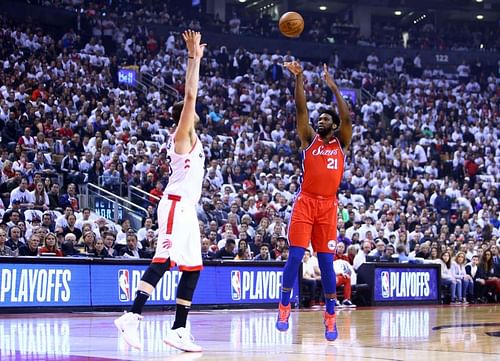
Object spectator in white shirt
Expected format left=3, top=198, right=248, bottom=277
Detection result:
left=353, top=241, right=372, bottom=271
left=9, top=178, right=33, bottom=210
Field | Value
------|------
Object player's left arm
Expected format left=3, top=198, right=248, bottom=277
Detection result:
left=322, top=64, right=352, bottom=152
left=175, top=30, right=206, bottom=154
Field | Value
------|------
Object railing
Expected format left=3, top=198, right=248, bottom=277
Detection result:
left=134, top=78, right=149, bottom=96
left=128, top=185, right=161, bottom=211
left=141, top=71, right=180, bottom=100
left=97, top=175, right=124, bottom=198
left=361, top=88, right=375, bottom=103
left=84, top=183, right=149, bottom=230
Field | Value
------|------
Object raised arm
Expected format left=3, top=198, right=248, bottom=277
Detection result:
left=323, top=64, right=352, bottom=151
left=284, top=61, right=314, bottom=149
left=175, top=30, right=206, bottom=154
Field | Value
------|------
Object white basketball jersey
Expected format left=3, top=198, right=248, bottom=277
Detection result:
left=163, top=134, right=205, bottom=204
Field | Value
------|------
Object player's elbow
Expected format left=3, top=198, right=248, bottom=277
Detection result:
left=342, top=114, right=352, bottom=125
left=184, top=90, right=197, bottom=102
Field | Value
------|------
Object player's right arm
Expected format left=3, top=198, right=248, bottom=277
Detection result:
left=175, top=30, right=206, bottom=154
left=284, top=61, right=314, bottom=149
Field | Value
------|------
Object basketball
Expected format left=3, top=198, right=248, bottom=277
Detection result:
left=279, top=12, right=304, bottom=38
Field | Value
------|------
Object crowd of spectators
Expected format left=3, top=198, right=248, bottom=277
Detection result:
left=0, top=2, right=499, bottom=305
left=26, top=0, right=500, bottom=51
left=372, top=20, right=499, bottom=51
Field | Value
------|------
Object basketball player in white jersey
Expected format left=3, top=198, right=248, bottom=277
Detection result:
left=115, top=30, right=206, bottom=352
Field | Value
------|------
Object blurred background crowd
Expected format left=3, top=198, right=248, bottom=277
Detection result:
left=0, top=0, right=498, bottom=304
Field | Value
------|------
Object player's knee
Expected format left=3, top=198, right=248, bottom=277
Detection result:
left=177, top=271, right=200, bottom=302
left=288, top=246, right=306, bottom=263
left=142, top=261, right=170, bottom=288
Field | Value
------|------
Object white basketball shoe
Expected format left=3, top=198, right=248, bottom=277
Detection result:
left=164, top=327, right=202, bottom=352
left=114, top=312, right=143, bottom=349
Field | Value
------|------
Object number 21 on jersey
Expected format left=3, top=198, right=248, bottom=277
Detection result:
left=327, top=158, right=338, bottom=170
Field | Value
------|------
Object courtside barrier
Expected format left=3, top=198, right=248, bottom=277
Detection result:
left=357, top=262, right=441, bottom=306
left=0, top=257, right=299, bottom=311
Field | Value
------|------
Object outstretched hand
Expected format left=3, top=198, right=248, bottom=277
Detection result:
left=182, top=29, right=206, bottom=59
left=322, top=63, right=337, bottom=90
left=284, top=61, right=303, bottom=77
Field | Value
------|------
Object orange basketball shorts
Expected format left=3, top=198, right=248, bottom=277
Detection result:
left=287, top=191, right=338, bottom=253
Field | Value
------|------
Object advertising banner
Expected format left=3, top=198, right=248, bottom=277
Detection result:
left=0, top=264, right=91, bottom=307
left=91, top=264, right=299, bottom=306
left=117, top=68, right=137, bottom=86
left=373, top=267, right=439, bottom=302
left=0, top=260, right=297, bottom=309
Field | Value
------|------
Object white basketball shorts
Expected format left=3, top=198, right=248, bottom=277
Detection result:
left=153, top=194, right=203, bottom=271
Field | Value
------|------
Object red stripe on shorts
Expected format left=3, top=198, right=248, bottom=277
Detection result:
left=152, top=258, right=175, bottom=268
left=179, top=265, right=203, bottom=271
left=167, top=203, right=177, bottom=234
left=166, top=194, right=181, bottom=234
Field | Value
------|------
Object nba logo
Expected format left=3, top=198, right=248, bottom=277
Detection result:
left=118, top=270, right=130, bottom=302
left=381, top=271, right=390, bottom=299
left=231, top=270, right=241, bottom=301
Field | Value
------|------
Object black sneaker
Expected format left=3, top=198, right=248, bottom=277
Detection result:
left=342, top=299, right=356, bottom=307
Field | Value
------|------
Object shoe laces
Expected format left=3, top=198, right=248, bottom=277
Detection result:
left=324, top=313, right=336, bottom=332
left=278, top=304, right=290, bottom=322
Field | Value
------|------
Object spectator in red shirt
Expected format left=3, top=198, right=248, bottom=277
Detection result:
left=464, top=154, right=479, bottom=187
left=39, top=232, right=63, bottom=257
left=220, top=214, right=239, bottom=236
left=58, top=120, right=74, bottom=138
left=146, top=31, right=158, bottom=54
left=31, top=83, right=48, bottom=101
left=149, top=181, right=163, bottom=205
left=17, top=127, right=36, bottom=153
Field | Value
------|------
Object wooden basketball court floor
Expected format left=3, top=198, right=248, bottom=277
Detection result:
left=0, top=305, right=498, bottom=361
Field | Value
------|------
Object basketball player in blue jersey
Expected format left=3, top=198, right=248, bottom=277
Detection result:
left=115, top=30, right=206, bottom=352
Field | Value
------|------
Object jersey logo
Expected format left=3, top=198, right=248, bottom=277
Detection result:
left=311, top=145, right=338, bottom=156
left=184, top=159, right=190, bottom=169
left=162, top=238, right=172, bottom=249
left=327, top=240, right=337, bottom=250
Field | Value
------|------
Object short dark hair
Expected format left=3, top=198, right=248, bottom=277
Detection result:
left=171, top=101, right=184, bottom=123
left=319, top=108, right=341, bottom=127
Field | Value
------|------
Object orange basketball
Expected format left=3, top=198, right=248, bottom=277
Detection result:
left=279, top=12, right=304, bottom=38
